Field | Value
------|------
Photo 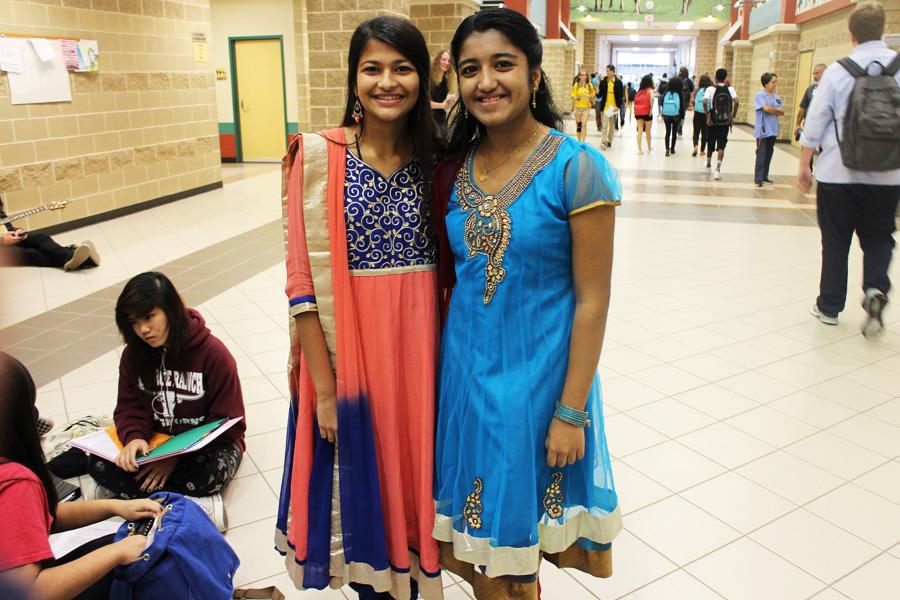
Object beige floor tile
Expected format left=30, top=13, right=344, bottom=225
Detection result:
left=629, top=336, right=701, bottom=362
left=239, top=572, right=349, bottom=599
left=617, top=570, right=721, bottom=600
left=246, top=430, right=289, bottom=471
left=537, top=561, right=598, bottom=598
left=226, top=517, right=290, bottom=588
left=686, top=538, right=825, bottom=600
left=726, top=406, right=818, bottom=448
left=833, top=554, right=900, bottom=600
left=670, top=352, right=746, bottom=382
left=718, top=369, right=799, bottom=403
left=632, top=363, right=708, bottom=396
left=768, top=391, right=857, bottom=429
left=610, top=460, right=671, bottom=515
left=785, top=432, right=887, bottom=480
left=567, top=531, right=675, bottom=599
left=866, top=398, right=900, bottom=428
left=600, top=376, right=666, bottom=412
left=598, top=346, right=662, bottom=375
left=737, top=451, right=843, bottom=505
left=625, top=496, right=739, bottom=565
left=842, top=365, right=900, bottom=397
left=827, top=414, right=900, bottom=458
left=681, top=472, right=796, bottom=534
left=621, top=440, right=725, bottom=493
left=750, top=509, right=880, bottom=584
left=806, top=377, right=893, bottom=412
left=672, top=383, right=759, bottom=420
left=806, top=485, right=900, bottom=550
left=241, top=374, right=287, bottom=405
left=244, top=399, right=288, bottom=436
left=604, top=414, right=667, bottom=458
left=626, top=398, right=715, bottom=438
left=678, top=422, right=776, bottom=469
left=853, top=461, right=900, bottom=505
left=223, top=473, right=279, bottom=529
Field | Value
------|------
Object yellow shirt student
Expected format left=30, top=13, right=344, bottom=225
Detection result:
left=604, top=77, right=617, bottom=111
left=571, top=82, right=595, bottom=109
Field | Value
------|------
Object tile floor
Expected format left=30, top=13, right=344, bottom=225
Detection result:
left=5, top=117, right=900, bottom=599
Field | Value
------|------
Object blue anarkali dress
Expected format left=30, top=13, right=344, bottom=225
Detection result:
left=433, top=130, right=623, bottom=598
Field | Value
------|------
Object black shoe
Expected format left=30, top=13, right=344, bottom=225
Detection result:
left=754, top=181, right=763, bottom=187
left=763, top=178, right=774, bottom=184
left=665, top=149, right=670, bottom=156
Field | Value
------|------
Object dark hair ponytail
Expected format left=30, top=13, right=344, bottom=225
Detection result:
left=341, top=16, right=435, bottom=199
left=444, top=7, right=563, bottom=158
left=0, top=352, right=58, bottom=519
left=115, top=271, right=190, bottom=390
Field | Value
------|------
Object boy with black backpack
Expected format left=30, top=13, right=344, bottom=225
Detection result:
left=798, top=2, right=900, bottom=338
left=704, top=68, right=739, bottom=180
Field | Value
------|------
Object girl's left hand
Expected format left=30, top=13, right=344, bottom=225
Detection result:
left=114, top=498, right=163, bottom=521
left=134, top=456, right=179, bottom=492
left=545, top=418, right=585, bottom=468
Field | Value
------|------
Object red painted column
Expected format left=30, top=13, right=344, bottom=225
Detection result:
left=503, top=0, right=529, bottom=17
left=561, top=0, right=571, bottom=30
left=547, top=0, right=562, bottom=39
left=740, top=5, right=751, bottom=40
left=781, top=0, right=797, bottom=24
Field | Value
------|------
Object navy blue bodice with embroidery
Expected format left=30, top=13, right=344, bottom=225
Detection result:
left=344, top=150, right=436, bottom=271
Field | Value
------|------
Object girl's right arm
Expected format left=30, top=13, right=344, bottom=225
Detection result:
left=2, top=536, right=147, bottom=600
left=294, top=312, right=337, bottom=443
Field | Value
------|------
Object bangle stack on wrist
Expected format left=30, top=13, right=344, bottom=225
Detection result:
left=553, top=402, right=591, bottom=428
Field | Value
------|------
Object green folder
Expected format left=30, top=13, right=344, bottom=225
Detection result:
left=137, top=418, right=228, bottom=464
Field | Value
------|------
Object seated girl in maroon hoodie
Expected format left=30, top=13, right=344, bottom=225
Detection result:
left=86, top=271, right=246, bottom=501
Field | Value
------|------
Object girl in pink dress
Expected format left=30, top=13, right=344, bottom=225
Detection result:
left=275, top=16, right=441, bottom=600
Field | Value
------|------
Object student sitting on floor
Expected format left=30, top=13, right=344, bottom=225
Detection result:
left=0, top=351, right=161, bottom=600
left=86, top=272, right=246, bottom=531
left=0, top=198, right=100, bottom=271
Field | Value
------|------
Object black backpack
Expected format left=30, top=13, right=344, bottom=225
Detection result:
left=710, top=85, right=734, bottom=127
left=834, top=53, right=900, bottom=172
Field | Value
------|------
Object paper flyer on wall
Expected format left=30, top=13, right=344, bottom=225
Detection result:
left=61, top=39, right=79, bottom=70
left=0, top=38, right=25, bottom=73
left=7, top=39, right=72, bottom=104
left=76, top=39, right=99, bottom=72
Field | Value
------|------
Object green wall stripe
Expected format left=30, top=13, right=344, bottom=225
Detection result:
left=218, top=122, right=235, bottom=135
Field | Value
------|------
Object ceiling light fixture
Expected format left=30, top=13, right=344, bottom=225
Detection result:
left=715, top=3, right=725, bottom=10
left=577, top=5, right=587, bottom=11
left=656, top=47, right=665, bottom=51
left=662, top=34, right=673, bottom=41
left=676, top=21, right=693, bottom=29
left=632, top=46, right=640, bottom=51
left=630, top=34, right=640, bottom=41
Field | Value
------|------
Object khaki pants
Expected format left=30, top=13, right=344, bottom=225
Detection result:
left=602, top=109, right=617, bottom=145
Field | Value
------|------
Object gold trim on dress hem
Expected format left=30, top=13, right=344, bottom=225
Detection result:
left=349, top=264, right=437, bottom=277
left=568, top=200, right=621, bottom=216
left=432, top=504, right=622, bottom=578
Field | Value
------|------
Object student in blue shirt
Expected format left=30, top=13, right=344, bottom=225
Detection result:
left=797, top=2, right=900, bottom=337
left=753, top=72, right=784, bottom=187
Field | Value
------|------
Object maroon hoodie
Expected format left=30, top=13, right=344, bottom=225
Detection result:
left=114, top=309, right=246, bottom=451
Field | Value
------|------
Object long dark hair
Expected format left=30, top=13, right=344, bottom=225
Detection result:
left=666, top=76, right=685, bottom=96
left=638, top=74, right=654, bottom=91
left=445, top=8, right=563, bottom=158
left=341, top=16, right=435, bottom=198
left=698, top=73, right=713, bottom=90
left=115, top=272, right=190, bottom=390
left=0, top=352, right=58, bottom=519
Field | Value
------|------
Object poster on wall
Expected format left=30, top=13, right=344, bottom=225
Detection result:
left=76, top=40, right=99, bottom=72
left=570, top=0, right=727, bottom=23
left=7, top=38, right=72, bottom=104
left=796, top=0, right=836, bottom=15
left=0, top=38, right=25, bottom=73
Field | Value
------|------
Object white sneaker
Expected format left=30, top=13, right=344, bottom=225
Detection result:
left=705, top=163, right=712, bottom=174
left=810, top=304, right=839, bottom=326
left=861, top=288, right=887, bottom=338
left=83, top=478, right=116, bottom=501
left=186, top=494, right=228, bottom=532
left=713, top=169, right=721, bottom=180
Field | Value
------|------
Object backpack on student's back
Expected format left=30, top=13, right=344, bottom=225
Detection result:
left=694, top=87, right=707, bottom=113
left=834, top=53, right=900, bottom=172
left=709, top=85, right=734, bottom=126
left=110, top=492, right=239, bottom=600
left=662, top=91, right=680, bottom=116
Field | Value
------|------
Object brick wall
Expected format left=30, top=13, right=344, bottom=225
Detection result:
left=304, top=0, right=409, bottom=132
left=730, top=40, right=752, bottom=123
left=582, top=29, right=598, bottom=75
left=0, top=0, right=220, bottom=231
left=410, top=0, right=478, bottom=58
left=695, top=30, right=717, bottom=79
left=542, top=39, right=575, bottom=114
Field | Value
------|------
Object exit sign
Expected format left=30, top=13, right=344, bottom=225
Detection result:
left=645, top=15, right=654, bottom=21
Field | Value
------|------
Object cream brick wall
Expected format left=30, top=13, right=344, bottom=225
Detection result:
left=582, top=29, right=598, bottom=75
left=0, top=0, right=219, bottom=231
left=410, top=0, right=478, bottom=58
left=293, top=0, right=312, bottom=132
left=730, top=41, right=753, bottom=123
left=695, top=30, right=717, bottom=79
left=798, top=5, right=853, bottom=67
left=542, top=39, right=576, bottom=114
left=304, top=0, right=409, bottom=132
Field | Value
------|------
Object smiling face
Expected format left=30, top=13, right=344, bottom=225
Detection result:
left=578, top=68, right=588, bottom=84
left=457, top=29, right=539, bottom=130
left=355, top=39, right=419, bottom=125
left=131, top=307, right=169, bottom=348
left=439, top=51, right=451, bottom=73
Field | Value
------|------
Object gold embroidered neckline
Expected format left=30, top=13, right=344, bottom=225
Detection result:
left=455, top=133, right=563, bottom=304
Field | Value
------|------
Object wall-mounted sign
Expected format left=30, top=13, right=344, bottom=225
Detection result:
left=192, top=32, right=208, bottom=62
left=796, top=0, right=837, bottom=15
left=216, top=68, right=227, bottom=80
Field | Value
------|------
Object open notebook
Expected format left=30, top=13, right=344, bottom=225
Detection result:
left=69, top=417, right=242, bottom=466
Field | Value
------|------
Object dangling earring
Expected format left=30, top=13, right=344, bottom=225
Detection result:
left=531, top=87, right=537, bottom=109
left=352, top=97, right=363, bottom=124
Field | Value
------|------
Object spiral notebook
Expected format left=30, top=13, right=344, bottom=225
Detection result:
left=69, top=417, right=242, bottom=466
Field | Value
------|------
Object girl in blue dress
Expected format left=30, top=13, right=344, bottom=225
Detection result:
left=432, top=8, right=622, bottom=599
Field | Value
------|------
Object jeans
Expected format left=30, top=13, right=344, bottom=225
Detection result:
left=816, top=182, right=900, bottom=316
left=663, top=116, right=679, bottom=151
left=754, top=136, right=776, bottom=183
left=692, top=112, right=708, bottom=151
